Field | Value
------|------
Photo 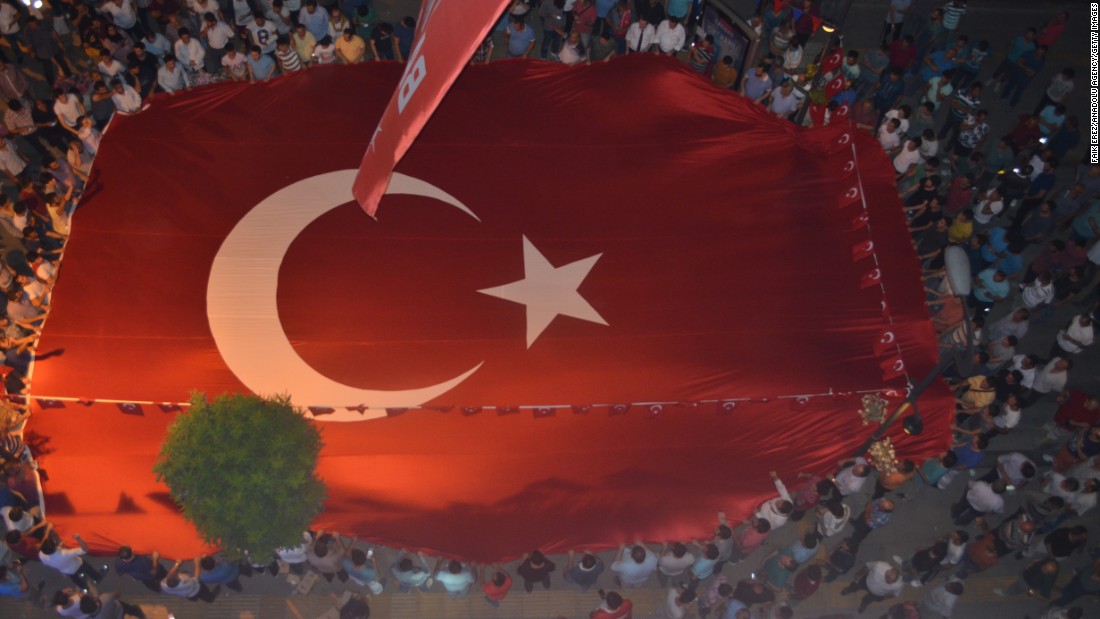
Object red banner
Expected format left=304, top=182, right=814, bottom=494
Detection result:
left=351, top=0, right=513, bottom=216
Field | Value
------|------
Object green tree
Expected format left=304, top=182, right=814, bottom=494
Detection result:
left=154, top=393, right=326, bottom=557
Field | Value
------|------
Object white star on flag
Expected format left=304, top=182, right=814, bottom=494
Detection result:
left=478, top=236, right=607, bottom=348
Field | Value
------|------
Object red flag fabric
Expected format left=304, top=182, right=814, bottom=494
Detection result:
left=351, top=0, right=514, bottom=215
left=717, top=400, right=737, bottom=415
left=27, top=59, right=951, bottom=562
left=834, top=102, right=851, bottom=121
left=571, top=404, right=592, bottom=415
left=157, top=403, right=182, bottom=413
left=789, top=396, right=811, bottom=412
left=821, top=48, right=844, bottom=75
left=461, top=406, right=483, bottom=416
left=36, top=398, right=65, bottom=409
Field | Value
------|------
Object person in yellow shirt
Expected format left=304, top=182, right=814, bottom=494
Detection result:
left=292, top=24, right=317, bottom=66
left=946, top=209, right=973, bottom=245
left=712, top=55, right=737, bottom=89
left=335, top=28, right=367, bottom=64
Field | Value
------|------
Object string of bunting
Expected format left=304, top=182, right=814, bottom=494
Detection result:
left=830, top=120, right=913, bottom=388
left=8, top=387, right=903, bottom=419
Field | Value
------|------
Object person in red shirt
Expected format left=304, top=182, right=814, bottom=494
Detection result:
left=478, top=564, right=512, bottom=608
left=887, top=35, right=917, bottom=73
left=1037, top=11, right=1068, bottom=48
left=591, top=589, right=633, bottom=618
left=1054, top=392, right=1100, bottom=431
left=1007, top=114, right=1042, bottom=154
left=5, top=518, right=49, bottom=559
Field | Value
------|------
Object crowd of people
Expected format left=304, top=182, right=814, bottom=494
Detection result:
left=0, top=0, right=1096, bottom=618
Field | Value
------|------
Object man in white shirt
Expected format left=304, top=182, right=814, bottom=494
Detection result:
left=0, top=0, right=23, bottom=63
left=1010, top=354, right=1038, bottom=389
left=922, top=579, right=964, bottom=617
left=840, top=560, right=903, bottom=614
left=173, top=28, right=206, bottom=73
left=833, top=457, right=872, bottom=496
left=1032, top=357, right=1071, bottom=397
left=656, top=542, right=695, bottom=586
left=982, top=452, right=1036, bottom=487
left=610, top=543, right=658, bottom=587
left=951, top=479, right=1006, bottom=525
left=157, top=55, right=189, bottom=93
left=39, top=534, right=103, bottom=586
left=877, top=118, right=902, bottom=155
left=654, top=17, right=685, bottom=55
left=893, top=138, right=923, bottom=176
left=53, top=90, right=85, bottom=130
left=767, top=81, right=800, bottom=119
left=0, top=137, right=26, bottom=185
left=816, top=501, right=851, bottom=538
left=100, top=0, right=139, bottom=35
left=624, top=17, right=655, bottom=53
left=1054, top=314, right=1094, bottom=356
left=972, top=187, right=1004, bottom=225
left=754, top=470, right=794, bottom=530
left=246, top=11, right=278, bottom=55
left=201, top=14, right=236, bottom=73
left=110, top=79, right=142, bottom=113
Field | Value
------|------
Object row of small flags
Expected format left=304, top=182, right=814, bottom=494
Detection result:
left=7, top=391, right=907, bottom=418
left=828, top=122, right=908, bottom=384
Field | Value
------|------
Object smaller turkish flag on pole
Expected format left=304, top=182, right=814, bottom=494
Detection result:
left=834, top=102, right=851, bottom=121
left=850, top=211, right=870, bottom=231
left=860, top=268, right=882, bottom=289
left=851, top=239, right=875, bottom=262
left=789, top=396, right=811, bottom=412
left=824, top=74, right=846, bottom=100
left=609, top=404, right=631, bottom=416
left=873, top=328, right=899, bottom=357
left=880, top=357, right=907, bottom=381
left=533, top=407, right=556, bottom=419
left=821, top=48, right=844, bottom=74
left=117, top=403, right=144, bottom=416
left=36, top=399, right=65, bottom=409
left=837, top=184, right=861, bottom=209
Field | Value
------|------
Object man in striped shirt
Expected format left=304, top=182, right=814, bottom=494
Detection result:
left=275, top=36, right=301, bottom=73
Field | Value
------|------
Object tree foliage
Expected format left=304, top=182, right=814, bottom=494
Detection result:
left=154, top=393, right=326, bottom=558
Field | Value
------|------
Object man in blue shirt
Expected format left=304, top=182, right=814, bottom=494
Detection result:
left=504, top=16, right=536, bottom=58
left=1002, top=46, right=1047, bottom=107
left=0, top=564, right=28, bottom=598
left=115, top=545, right=167, bottom=592
left=971, top=268, right=1009, bottom=313
left=991, top=27, right=1036, bottom=87
left=246, top=45, right=276, bottom=81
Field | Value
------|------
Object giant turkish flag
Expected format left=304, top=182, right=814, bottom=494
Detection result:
left=28, top=58, right=952, bottom=561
